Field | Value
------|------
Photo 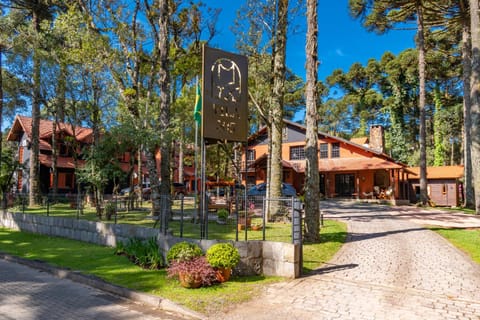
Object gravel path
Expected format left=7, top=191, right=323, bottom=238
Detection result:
left=212, top=202, right=480, bottom=320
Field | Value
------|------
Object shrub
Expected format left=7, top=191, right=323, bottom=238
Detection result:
left=206, top=243, right=240, bottom=269
left=104, top=201, right=116, bottom=220
left=217, top=208, right=229, bottom=220
left=167, top=256, right=217, bottom=288
left=167, top=241, right=203, bottom=263
left=114, top=237, right=165, bottom=269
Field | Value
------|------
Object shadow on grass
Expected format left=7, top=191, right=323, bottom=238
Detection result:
left=318, top=230, right=348, bottom=244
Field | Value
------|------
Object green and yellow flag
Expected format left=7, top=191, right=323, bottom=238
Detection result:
left=193, top=82, right=202, bottom=125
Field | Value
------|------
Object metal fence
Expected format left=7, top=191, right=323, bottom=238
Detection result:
left=5, top=192, right=303, bottom=243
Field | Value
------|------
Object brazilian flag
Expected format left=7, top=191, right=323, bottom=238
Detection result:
left=193, top=83, right=202, bottom=125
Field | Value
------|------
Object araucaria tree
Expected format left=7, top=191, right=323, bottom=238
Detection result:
left=349, top=0, right=441, bottom=206
left=2, top=0, right=59, bottom=205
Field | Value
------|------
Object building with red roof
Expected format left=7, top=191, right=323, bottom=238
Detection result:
left=243, top=119, right=413, bottom=203
left=408, top=165, right=464, bottom=206
left=7, top=115, right=94, bottom=194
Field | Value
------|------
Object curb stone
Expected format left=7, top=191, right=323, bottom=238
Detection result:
left=0, top=252, right=206, bottom=320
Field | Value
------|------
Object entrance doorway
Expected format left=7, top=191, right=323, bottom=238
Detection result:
left=335, top=174, right=355, bottom=196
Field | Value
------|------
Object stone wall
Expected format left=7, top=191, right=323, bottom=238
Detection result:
left=0, top=211, right=300, bottom=278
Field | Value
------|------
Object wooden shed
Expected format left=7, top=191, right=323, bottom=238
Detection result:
left=408, top=166, right=464, bottom=207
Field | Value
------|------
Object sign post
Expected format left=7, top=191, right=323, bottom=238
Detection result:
left=199, top=46, right=248, bottom=239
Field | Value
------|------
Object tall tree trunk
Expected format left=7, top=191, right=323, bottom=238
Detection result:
left=178, top=131, right=184, bottom=184
left=416, top=5, right=428, bottom=206
left=462, top=18, right=475, bottom=208
left=157, top=0, right=172, bottom=225
left=51, top=112, right=58, bottom=198
left=51, top=63, right=66, bottom=199
left=29, top=13, right=41, bottom=206
left=269, top=0, right=288, bottom=213
left=0, top=46, right=3, bottom=165
left=470, top=0, right=480, bottom=214
left=304, top=0, right=320, bottom=242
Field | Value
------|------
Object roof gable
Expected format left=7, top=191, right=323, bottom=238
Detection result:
left=248, top=118, right=402, bottom=165
left=7, top=115, right=93, bottom=147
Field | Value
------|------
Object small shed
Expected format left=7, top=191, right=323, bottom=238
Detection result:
left=408, top=165, right=464, bottom=207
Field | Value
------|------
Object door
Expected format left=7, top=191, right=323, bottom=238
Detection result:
left=335, top=174, right=355, bottom=196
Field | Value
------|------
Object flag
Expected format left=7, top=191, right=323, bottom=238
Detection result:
left=193, top=82, right=202, bottom=125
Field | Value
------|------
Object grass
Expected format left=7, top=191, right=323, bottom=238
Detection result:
left=0, top=218, right=346, bottom=314
left=429, top=206, right=477, bottom=215
left=303, top=220, right=347, bottom=272
left=430, top=227, right=480, bottom=264
left=11, top=201, right=345, bottom=244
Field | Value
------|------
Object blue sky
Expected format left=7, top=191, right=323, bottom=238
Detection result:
left=203, top=1, right=417, bottom=82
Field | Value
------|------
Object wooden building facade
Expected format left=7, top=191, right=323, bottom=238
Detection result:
left=408, top=166, right=464, bottom=207
left=243, top=120, right=412, bottom=203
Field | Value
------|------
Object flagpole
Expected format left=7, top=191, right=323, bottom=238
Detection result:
left=194, top=77, right=200, bottom=224
left=194, top=120, right=198, bottom=224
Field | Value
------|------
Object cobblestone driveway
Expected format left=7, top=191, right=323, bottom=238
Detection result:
left=213, top=202, right=480, bottom=320
left=0, top=258, right=189, bottom=320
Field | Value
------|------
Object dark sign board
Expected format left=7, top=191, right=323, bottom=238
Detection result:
left=202, top=46, right=248, bottom=142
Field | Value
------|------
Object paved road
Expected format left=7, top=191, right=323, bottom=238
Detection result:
left=0, top=258, right=190, bottom=320
left=212, top=201, right=480, bottom=320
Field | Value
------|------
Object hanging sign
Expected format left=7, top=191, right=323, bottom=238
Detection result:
left=202, top=46, right=248, bottom=142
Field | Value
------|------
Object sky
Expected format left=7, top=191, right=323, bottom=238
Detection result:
left=202, top=0, right=417, bottom=83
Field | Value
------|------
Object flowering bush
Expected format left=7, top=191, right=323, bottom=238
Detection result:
left=167, top=256, right=217, bottom=288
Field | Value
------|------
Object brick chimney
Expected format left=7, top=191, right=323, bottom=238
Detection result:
left=369, top=125, right=384, bottom=153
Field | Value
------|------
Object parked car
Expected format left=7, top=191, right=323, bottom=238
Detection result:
left=247, top=183, right=297, bottom=197
left=120, top=183, right=151, bottom=200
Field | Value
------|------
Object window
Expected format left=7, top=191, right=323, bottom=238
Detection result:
left=290, top=146, right=305, bottom=160
left=320, top=143, right=328, bottom=159
left=65, top=173, right=74, bottom=189
left=331, top=143, right=340, bottom=158
left=247, top=149, right=255, bottom=161
left=59, top=143, right=71, bottom=157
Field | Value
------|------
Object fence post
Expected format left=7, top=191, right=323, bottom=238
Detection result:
left=179, top=194, right=184, bottom=238
left=114, top=194, right=118, bottom=224
left=292, top=198, right=303, bottom=276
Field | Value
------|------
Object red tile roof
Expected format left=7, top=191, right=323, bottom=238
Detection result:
left=250, top=153, right=409, bottom=173
left=249, top=119, right=405, bottom=166
left=318, top=157, right=405, bottom=172
left=7, top=115, right=93, bottom=148
left=408, top=166, right=464, bottom=179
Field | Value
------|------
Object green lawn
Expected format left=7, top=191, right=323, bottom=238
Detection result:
left=0, top=219, right=346, bottom=314
left=430, top=227, right=480, bottom=264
